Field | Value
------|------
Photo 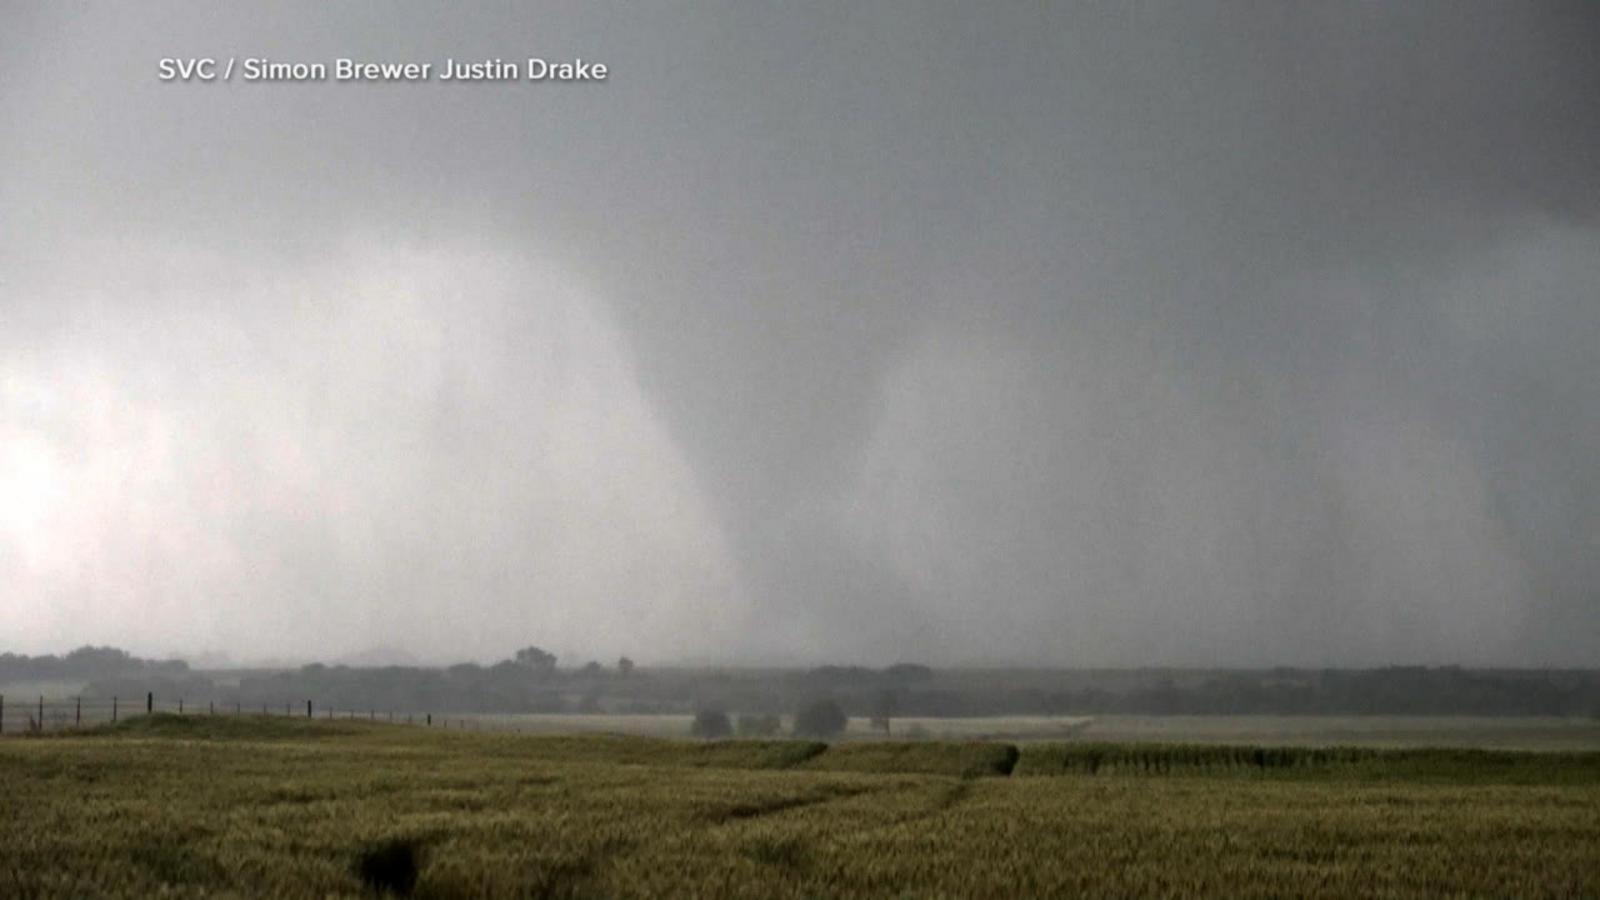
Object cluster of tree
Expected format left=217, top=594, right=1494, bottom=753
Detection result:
left=799, top=664, right=933, bottom=685
left=0, top=646, right=192, bottom=683
left=690, top=699, right=849, bottom=740
left=225, top=649, right=639, bottom=713
left=23, top=645, right=638, bottom=714
left=507, top=646, right=635, bottom=678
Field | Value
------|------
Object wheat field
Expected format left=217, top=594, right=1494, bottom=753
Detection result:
left=2, top=715, right=1597, bottom=897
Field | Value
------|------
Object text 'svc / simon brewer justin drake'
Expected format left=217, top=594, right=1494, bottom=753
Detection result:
left=159, top=57, right=608, bottom=83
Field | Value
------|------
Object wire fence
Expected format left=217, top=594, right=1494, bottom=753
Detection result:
left=0, top=692, right=503, bottom=736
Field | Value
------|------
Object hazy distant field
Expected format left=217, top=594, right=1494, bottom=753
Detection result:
left=454, top=713, right=1096, bottom=741
left=3, top=715, right=1597, bottom=897
left=450, top=711, right=1600, bottom=749
left=1075, top=714, right=1600, bottom=750
left=0, top=680, right=89, bottom=701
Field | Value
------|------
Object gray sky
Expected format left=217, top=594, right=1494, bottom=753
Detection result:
left=2, top=1, right=1597, bottom=666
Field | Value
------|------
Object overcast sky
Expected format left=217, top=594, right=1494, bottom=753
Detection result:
left=2, top=2, right=1596, bottom=667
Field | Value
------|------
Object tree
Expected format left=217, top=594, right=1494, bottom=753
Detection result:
left=513, top=646, right=557, bottom=674
left=870, top=689, right=899, bottom=735
left=884, top=662, right=933, bottom=682
left=793, top=698, right=848, bottom=738
left=64, top=645, right=135, bottom=678
left=690, top=708, right=732, bottom=739
left=617, top=656, right=635, bottom=678
left=580, top=660, right=604, bottom=678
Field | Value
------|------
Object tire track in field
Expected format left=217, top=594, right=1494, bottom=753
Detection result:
left=703, top=783, right=878, bottom=824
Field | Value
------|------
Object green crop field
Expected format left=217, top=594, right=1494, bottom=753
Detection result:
left=3, top=715, right=1598, bottom=898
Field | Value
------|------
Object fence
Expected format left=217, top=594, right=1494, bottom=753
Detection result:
left=0, top=692, right=500, bottom=736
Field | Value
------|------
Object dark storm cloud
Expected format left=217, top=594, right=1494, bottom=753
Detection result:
left=1, top=2, right=1596, bottom=664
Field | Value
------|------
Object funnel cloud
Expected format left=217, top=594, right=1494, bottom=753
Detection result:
left=2, top=2, right=1597, bottom=666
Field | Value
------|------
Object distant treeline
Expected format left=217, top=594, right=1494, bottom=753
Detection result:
left=656, top=665, right=1600, bottom=719
left=1, top=646, right=217, bottom=702
left=887, top=668, right=1600, bottom=718
left=3, top=647, right=1597, bottom=719
left=0, top=646, right=193, bottom=683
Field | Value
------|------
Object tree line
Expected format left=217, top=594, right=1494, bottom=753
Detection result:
left=3, top=647, right=1596, bottom=719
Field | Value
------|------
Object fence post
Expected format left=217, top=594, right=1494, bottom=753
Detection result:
left=179, top=699, right=184, bottom=715
left=146, top=692, right=153, bottom=715
left=76, top=697, right=81, bottom=727
left=306, top=700, right=312, bottom=718
left=426, top=713, right=431, bottom=726
left=39, top=695, right=44, bottom=729
left=1, top=693, right=5, bottom=734
left=209, top=701, right=214, bottom=716
left=112, top=696, right=117, bottom=723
